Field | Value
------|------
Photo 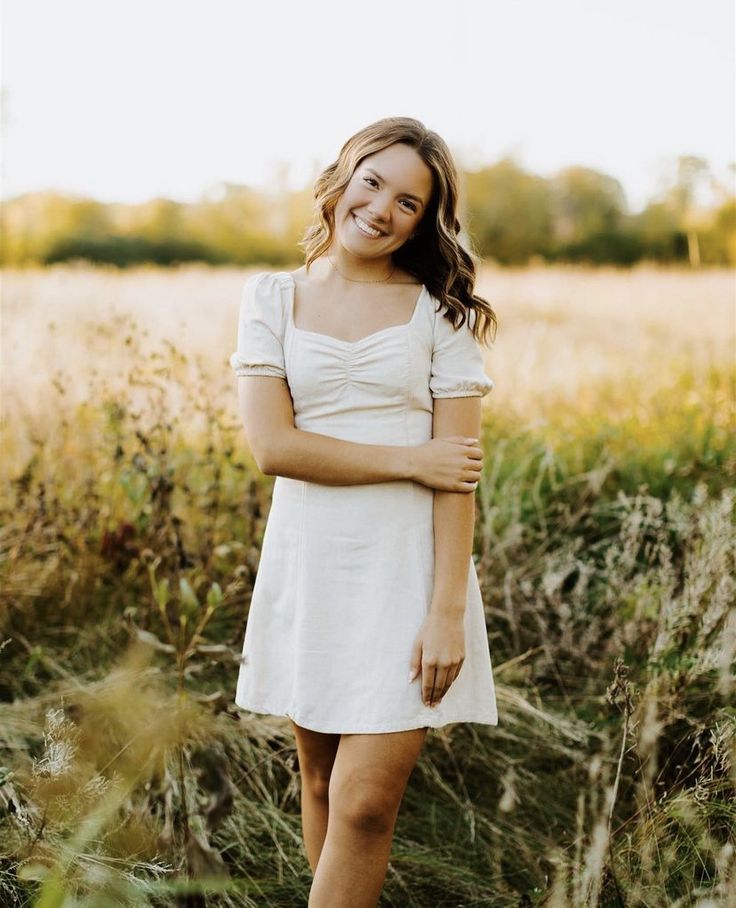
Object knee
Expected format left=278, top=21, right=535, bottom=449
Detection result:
left=331, top=784, right=398, bottom=836
left=302, top=768, right=331, bottom=802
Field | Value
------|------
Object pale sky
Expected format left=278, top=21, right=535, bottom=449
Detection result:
left=2, top=0, right=734, bottom=214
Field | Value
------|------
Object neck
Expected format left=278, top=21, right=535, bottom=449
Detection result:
left=324, top=242, right=394, bottom=283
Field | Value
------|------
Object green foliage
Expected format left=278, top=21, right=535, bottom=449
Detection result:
left=464, top=157, right=554, bottom=264
left=44, top=234, right=226, bottom=268
left=549, top=166, right=628, bottom=243
left=549, top=229, right=646, bottom=264
left=0, top=341, right=734, bottom=904
left=2, top=154, right=734, bottom=268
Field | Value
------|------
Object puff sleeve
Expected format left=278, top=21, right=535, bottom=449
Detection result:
left=229, top=272, right=287, bottom=379
left=429, top=305, right=494, bottom=398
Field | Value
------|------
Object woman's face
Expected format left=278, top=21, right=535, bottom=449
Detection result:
left=333, top=143, right=434, bottom=258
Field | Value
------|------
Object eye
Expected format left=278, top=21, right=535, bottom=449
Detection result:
left=363, top=176, right=417, bottom=211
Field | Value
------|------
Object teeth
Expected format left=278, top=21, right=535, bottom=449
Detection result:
left=354, top=214, right=382, bottom=237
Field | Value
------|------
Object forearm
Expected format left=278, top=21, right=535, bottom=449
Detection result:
left=430, top=490, right=475, bottom=616
left=262, top=426, right=414, bottom=485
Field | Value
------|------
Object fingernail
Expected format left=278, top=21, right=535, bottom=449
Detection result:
left=408, top=672, right=414, bottom=683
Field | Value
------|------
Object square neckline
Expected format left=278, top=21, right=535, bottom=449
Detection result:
left=280, top=271, right=427, bottom=347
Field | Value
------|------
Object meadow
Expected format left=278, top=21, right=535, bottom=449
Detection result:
left=1, top=263, right=734, bottom=907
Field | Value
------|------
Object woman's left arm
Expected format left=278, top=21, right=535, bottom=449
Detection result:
left=429, top=396, right=482, bottom=616
left=408, top=395, right=482, bottom=706
left=409, top=397, right=481, bottom=706
left=408, top=302, right=493, bottom=706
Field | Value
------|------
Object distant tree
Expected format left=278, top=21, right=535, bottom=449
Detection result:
left=699, top=196, right=736, bottom=265
left=1, top=155, right=731, bottom=268
left=549, top=166, right=628, bottom=247
left=628, top=201, right=683, bottom=262
left=0, top=192, right=111, bottom=265
left=126, top=198, right=191, bottom=244
left=463, top=157, right=553, bottom=264
left=664, top=155, right=712, bottom=267
left=188, top=184, right=292, bottom=265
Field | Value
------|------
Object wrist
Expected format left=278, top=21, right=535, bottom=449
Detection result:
left=429, top=597, right=466, bottom=618
left=401, top=445, right=418, bottom=482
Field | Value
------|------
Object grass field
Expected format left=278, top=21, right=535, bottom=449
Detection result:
left=1, top=263, right=734, bottom=906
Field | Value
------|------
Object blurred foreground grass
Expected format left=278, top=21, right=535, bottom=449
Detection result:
left=0, top=265, right=734, bottom=906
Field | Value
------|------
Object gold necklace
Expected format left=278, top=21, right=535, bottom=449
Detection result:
left=327, top=253, right=396, bottom=284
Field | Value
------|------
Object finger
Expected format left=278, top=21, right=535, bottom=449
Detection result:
left=447, top=663, right=462, bottom=689
left=409, top=638, right=422, bottom=682
left=432, top=667, right=451, bottom=704
left=423, top=665, right=437, bottom=706
left=435, top=665, right=461, bottom=702
left=430, top=667, right=444, bottom=704
left=450, top=435, right=476, bottom=445
left=436, top=665, right=457, bottom=700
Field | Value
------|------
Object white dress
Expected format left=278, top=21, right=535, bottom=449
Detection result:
left=229, top=270, right=498, bottom=733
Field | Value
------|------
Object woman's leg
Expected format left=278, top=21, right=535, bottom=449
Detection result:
left=291, top=720, right=341, bottom=872
left=308, top=726, right=429, bottom=908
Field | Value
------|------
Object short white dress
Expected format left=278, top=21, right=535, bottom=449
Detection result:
left=229, top=270, right=498, bottom=734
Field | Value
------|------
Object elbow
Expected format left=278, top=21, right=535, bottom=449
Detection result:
left=248, top=432, right=287, bottom=477
left=249, top=440, right=277, bottom=476
left=238, top=409, right=291, bottom=475
left=257, top=449, right=278, bottom=476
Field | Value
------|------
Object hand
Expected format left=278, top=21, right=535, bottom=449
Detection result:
left=408, top=436, right=483, bottom=493
left=408, top=612, right=465, bottom=707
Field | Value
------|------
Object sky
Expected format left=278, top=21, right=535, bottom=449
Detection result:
left=2, top=0, right=734, bottom=214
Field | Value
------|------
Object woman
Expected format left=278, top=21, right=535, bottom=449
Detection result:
left=230, top=116, right=498, bottom=907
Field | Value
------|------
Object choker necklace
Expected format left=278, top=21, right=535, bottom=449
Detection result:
left=327, top=253, right=395, bottom=284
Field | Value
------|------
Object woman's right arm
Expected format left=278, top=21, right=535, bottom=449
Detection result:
left=237, top=375, right=482, bottom=492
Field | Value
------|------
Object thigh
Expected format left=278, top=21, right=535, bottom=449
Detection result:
left=329, top=727, right=429, bottom=811
left=290, top=719, right=341, bottom=783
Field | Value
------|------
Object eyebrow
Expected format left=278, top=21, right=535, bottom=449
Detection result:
left=363, top=168, right=426, bottom=207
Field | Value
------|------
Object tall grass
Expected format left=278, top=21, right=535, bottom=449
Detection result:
left=1, top=265, right=734, bottom=906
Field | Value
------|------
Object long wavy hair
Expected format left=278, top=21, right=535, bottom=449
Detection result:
left=297, top=116, right=497, bottom=346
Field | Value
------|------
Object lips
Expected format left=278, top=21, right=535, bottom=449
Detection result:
left=352, top=212, right=388, bottom=237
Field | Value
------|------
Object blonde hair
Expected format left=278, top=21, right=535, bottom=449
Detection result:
left=297, top=116, right=497, bottom=346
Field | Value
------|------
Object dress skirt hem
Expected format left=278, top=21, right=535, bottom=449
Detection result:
left=235, top=699, right=499, bottom=734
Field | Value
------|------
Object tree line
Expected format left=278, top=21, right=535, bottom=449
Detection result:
left=2, top=154, right=733, bottom=268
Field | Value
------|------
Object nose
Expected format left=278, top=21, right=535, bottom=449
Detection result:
left=366, top=192, right=391, bottom=223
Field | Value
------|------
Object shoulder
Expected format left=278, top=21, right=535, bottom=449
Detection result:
left=239, top=271, right=291, bottom=330
left=430, top=294, right=482, bottom=345
left=242, top=270, right=293, bottom=306
left=244, top=270, right=292, bottom=294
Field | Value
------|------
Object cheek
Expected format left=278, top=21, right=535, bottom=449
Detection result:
left=335, top=200, right=353, bottom=228
left=338, top=189, right=358, bottom=217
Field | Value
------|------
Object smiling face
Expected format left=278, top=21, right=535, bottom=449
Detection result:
left=333, top=143, right=434, bottom=259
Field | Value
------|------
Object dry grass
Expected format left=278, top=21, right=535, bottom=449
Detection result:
left=1, top=261, right=733, bottom=432
left=0, top=262, right=734, bottom=906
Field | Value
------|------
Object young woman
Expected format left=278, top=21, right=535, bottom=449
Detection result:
left=230, top=116, right=498, bottom=907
